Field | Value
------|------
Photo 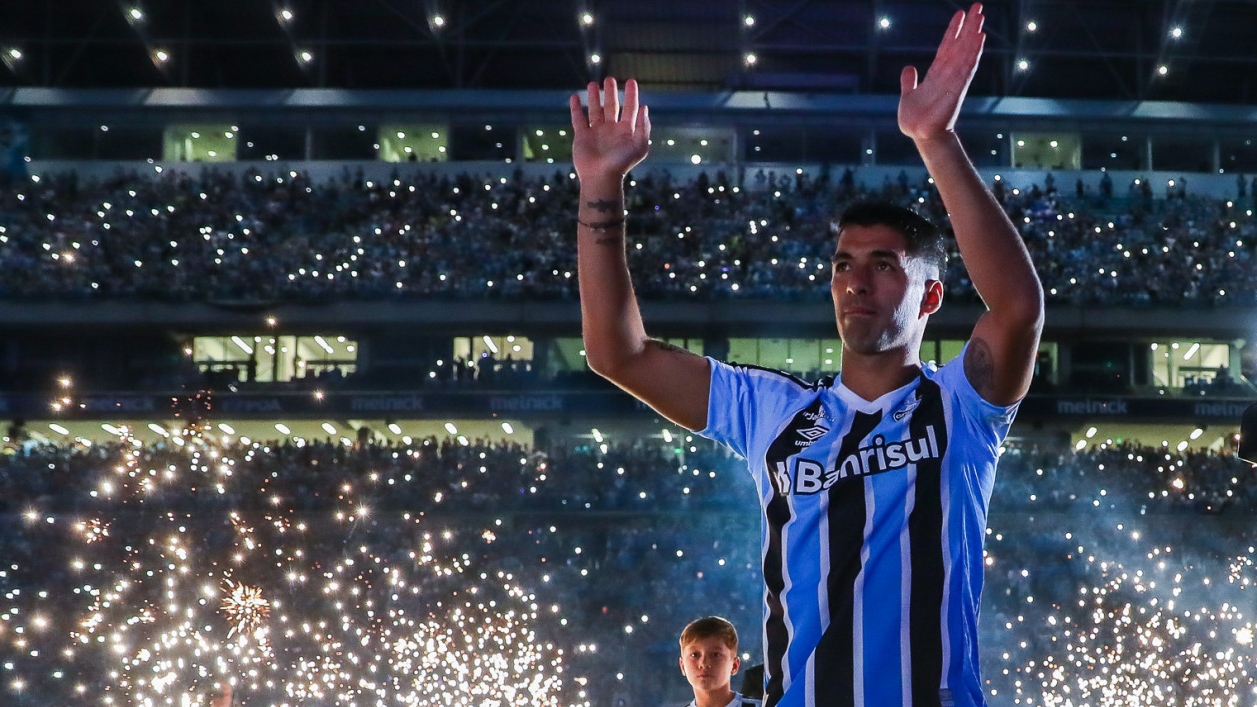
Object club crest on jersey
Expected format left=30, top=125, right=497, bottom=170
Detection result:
left=772, top=426, right=941, bottom=495
left=892, top=395, right=923, bottom=421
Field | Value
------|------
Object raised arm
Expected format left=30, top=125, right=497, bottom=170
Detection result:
left=898, top=2, right=1044, bottom=406
left=570, top=77, right=711, bottom=430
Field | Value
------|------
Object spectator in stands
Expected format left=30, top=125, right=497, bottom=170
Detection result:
left=571, top=6, right=1043, bottom=706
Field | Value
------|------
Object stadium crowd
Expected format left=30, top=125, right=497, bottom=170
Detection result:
left=1, top=432, right=1253, bottom=705
left=0, top=165, right=1255, bottom=307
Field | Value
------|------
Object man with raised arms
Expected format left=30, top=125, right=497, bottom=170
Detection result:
left=569, top=4, right=1043, bottom=706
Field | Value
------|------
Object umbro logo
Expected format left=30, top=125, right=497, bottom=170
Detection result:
left=892, top=397, right=922, bottom=421
left=796, top=425, right=828, bottom=441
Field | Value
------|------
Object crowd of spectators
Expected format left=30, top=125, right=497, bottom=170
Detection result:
left=0, top=165, right=1256, bottom=307
left=1, top=431, right=1254, bottom=705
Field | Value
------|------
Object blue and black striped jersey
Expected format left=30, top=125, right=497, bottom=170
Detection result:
left=699, top=345, right=1018, bottom=707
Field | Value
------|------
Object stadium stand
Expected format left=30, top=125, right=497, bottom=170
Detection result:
left=2, top=2, right=1257, bottom=705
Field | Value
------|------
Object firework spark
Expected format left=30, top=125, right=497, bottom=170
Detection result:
left=219, top=580, right=270, bottom=638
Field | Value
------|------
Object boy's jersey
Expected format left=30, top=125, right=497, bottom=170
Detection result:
left=683, top=693, right=762, bottom=707
left=699, top=346, right=1018, bottom=707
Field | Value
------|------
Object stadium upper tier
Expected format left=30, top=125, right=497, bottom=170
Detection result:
left=1, top=165, right=1255, bottom=308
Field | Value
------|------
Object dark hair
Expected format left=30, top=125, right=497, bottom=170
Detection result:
left=680, top=616, right=738, bottom=651
left=832, top=202, right=947, bottom=276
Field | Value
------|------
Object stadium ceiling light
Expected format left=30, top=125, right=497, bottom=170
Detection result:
left=590, top=53, right=602, bottom=64
left=153, top=49, right=170, bottom=64
left=580, top=12, right=594, bottom=26
left=878, top=16, right=891, bottom=30
left=431, top=14, right=446, bottom=28
left=279, top=8, right=294, bottom=23
left=1157, top=64, right=1169, bottom=76
left=1016, top=58, right=1029, bottom=71
left=298, top=49, right=314, bottom=64
left=1170, top=26, right=1183, bottom=39
left=1025, top=20, right=1037, bottom=32
left=744, top=52, right=757, bottom=66
left=743, top=15, right=755, bottom=27
left=128, top=7, right=144, bottom=22
left=7, top=48, right=22, bottom=61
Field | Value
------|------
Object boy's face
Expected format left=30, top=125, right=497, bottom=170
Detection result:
left=679, top=636, right=740, bottom=694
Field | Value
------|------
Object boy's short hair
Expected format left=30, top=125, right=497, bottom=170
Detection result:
left=680, top=616, right=738, bottom=651
left=833, top=202, right=948, bottom=277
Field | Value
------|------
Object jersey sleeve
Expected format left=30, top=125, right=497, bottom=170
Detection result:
left=931, top=342, right=1020, bottom=445
left=698, top=358, right=807, bottom=461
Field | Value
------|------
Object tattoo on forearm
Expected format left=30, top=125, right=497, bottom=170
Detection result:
left=579, top=217, right=625, bottom=230
left=647, top=339, right=689, bottom=355
left=964, top=337, right=996, bottom=398
left=584, top=198, right=620, bottom=214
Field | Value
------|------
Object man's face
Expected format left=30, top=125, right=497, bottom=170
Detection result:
left=830, top=224, right=939, bottom=356
left=679, top=636, right=740, bottom=694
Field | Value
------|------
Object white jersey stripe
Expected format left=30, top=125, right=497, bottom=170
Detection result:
left=902, top=465, right=917, bottom=705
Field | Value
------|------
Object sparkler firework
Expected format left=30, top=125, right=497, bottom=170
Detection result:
left=5, top=428, right=591, bottom=707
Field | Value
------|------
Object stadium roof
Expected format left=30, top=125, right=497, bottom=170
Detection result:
left=3, top=0, right=1257, bottom=104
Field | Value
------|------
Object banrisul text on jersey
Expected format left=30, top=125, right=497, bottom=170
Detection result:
left=772, top=427, right=942, bottom=495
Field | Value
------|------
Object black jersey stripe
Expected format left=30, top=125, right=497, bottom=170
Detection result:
left=735, top=362, right=831, bottom=390
left=813, top=408, right=882, bottom=707
left=907, top=376, right=948, bottom=707
left=760, top=398, right=827, bottom=706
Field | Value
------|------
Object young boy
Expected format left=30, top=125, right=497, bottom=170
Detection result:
left=678, top=617, right=761, bottom=707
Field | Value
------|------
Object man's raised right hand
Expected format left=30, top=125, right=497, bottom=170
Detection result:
left=569, top=77, right=651, bottom=183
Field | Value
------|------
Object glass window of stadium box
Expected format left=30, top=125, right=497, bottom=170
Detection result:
left=1148, top=341, right=1238, bottom=395
left=95, top=125, right=162, bottom=160
left=193, top=335, right=357, bottom=384
left=1070, top=341, right=1135, bottom=392
left=550, top=338, right=588, bottom=374
left=1033, top=341, right=1060, bottom=390
left=452, top=335, right=536, bottom=377
left=311, top=124, right=378, bottom=159
left=921, top=339, right=968, bottom=368
left=874, top=130, right=923, bottom=166
left=237, top=125, right=307, bottom=161
left=377, top=124, right=449, bottom=162
left=450, top=123, right=516, bottom=161
left=958, top=130, right=1009, bottom=167
left=728, top=338, right=841, bottom=375
left=547, top=337, right=701, bottom=374
left=745, top=126, right=804, bottom=162
left=1080, top=133, right=1144, bottom=170
left=1150, top=134, right=1212, bottom=173
left=162, top=124, right=237, bottom=162
left=649, top=126, right=735, bottom=166
left=1010, top=132, right=1081, bottom=170
left=801, top=127, right=863, bottom=164
left=1218, top=137, right=1257, bottom=174
left=29, top=126, right=90, bottom=158
left=522, top=127, right=573, bottom=163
